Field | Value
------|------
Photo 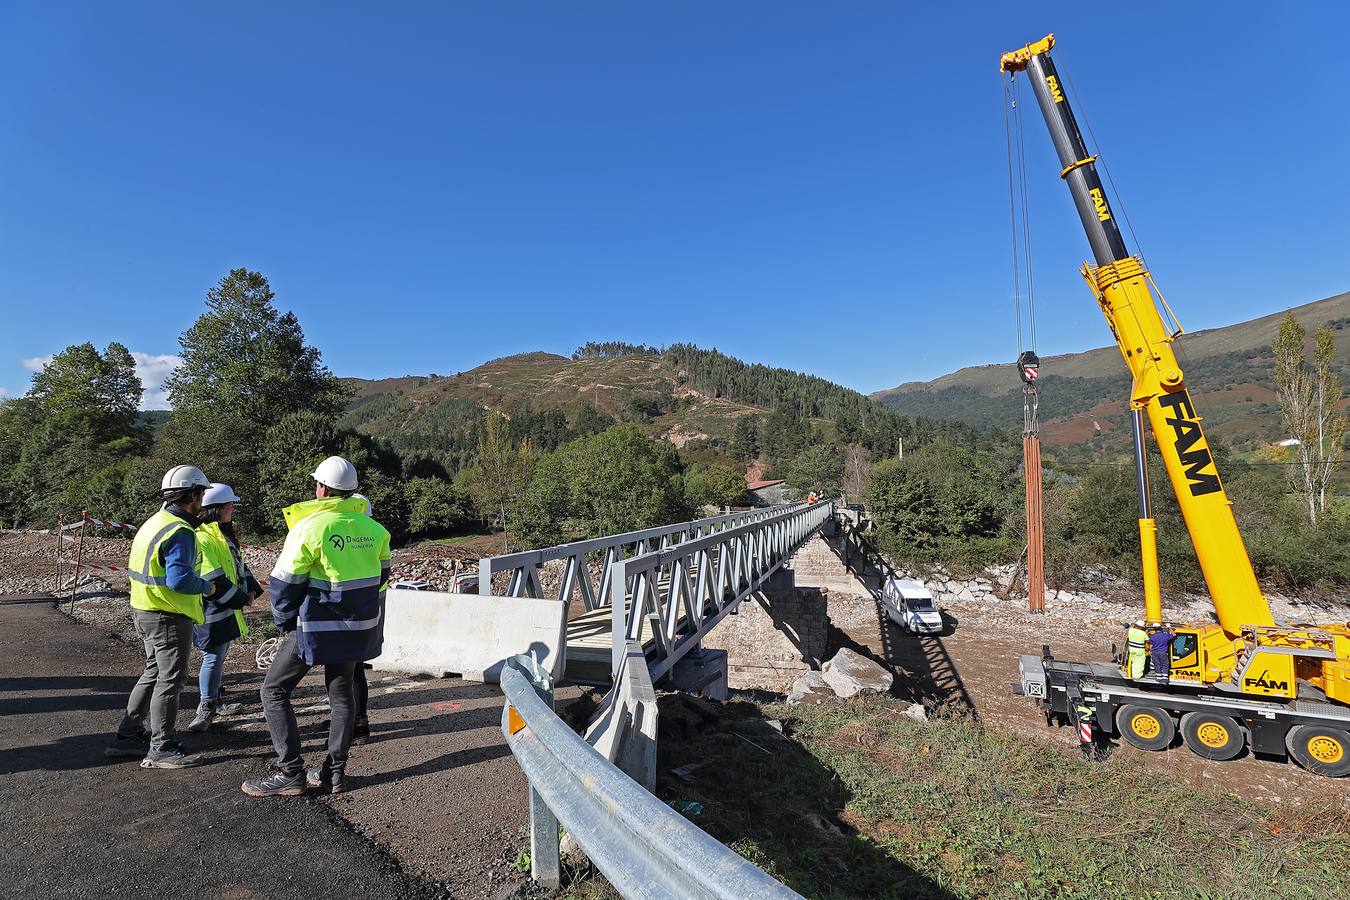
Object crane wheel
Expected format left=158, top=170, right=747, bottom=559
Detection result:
left=1286, top=725, right=1350, bottom=777
left=1180, top=712, right=1245, bottom=761
left=1117, top=704, right=1174, bottom=751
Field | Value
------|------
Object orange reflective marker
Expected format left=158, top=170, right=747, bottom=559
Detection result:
left=507, top=705, right=527, bottom=735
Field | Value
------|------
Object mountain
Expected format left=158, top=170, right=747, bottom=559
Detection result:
left=338, top=344, right=968, bottom=470
left=872, top=291, right=1350, bottom=458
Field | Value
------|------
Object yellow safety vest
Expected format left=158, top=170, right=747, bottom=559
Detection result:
left=196, top=522, right=249, bottom=639
left=128, top=508, right=206, bottom=624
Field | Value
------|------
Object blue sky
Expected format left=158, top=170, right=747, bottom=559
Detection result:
left=2, top=2, right=1347, bottom=407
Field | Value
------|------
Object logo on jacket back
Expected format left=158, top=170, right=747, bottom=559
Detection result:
left=328, top=534, right=377, bottom=552
left=1157, top=390, right=1221, bottom=497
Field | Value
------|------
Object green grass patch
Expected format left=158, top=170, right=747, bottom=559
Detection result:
left=651, top=696, right=1350, bottom=900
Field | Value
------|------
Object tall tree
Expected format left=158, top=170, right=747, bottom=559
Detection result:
left=466, top=412, right=536, bottom=549
left=151, top=270, right=349, bottom=532
left=166, top=269, right=347, bottom=422
left=1272, top=315, right=1343, bottom=524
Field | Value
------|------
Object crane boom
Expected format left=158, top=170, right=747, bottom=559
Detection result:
left=1000, top=35, right=1272, bottom=635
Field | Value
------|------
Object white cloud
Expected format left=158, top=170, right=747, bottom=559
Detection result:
left=15, top=350, right=181, bottom=411
left=132, top=352, right=182, bottom=411
left=0, top=387, right=10, bottom=399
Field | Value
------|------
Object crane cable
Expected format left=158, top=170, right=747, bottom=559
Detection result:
left=1003, top=72, right=1039, bottom=437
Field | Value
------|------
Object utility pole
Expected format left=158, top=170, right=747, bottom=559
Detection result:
left=1018, top=353, right=1045, bottom=613
left=897, top=436, right=904, bottom=461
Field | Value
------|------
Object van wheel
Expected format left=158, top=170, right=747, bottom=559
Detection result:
left=1180, top=712, right=1245, bottom=761
left=1117, top=704, right=1174, bottom=751
left=1287, top=725, right=1350, bottom=777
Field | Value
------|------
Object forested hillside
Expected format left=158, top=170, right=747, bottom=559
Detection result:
left=873, top=290, right=1350, bottom=458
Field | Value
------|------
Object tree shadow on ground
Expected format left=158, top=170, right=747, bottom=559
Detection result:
left=653, top=693, right=958, bottom=900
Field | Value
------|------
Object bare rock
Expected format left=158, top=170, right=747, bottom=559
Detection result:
left=821, top=648, right=893, bottom=698
left=787, top=670, right=835, bottom=705
left=901, top=702, right=928, bottom=722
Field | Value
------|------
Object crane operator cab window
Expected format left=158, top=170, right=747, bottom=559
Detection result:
left=1169, top=631, right=1201, bottom=681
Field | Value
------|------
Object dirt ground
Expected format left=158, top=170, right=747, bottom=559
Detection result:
left=821, top=581, right=1350, bottom=810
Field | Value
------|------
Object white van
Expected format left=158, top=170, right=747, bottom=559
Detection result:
left=881, top=578, right=944, bottom=634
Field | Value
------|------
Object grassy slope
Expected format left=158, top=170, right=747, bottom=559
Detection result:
left=343, top=352, right=781, bottom=448
left=872, top=291, right=1350, bottom=452
left=641, top=695, right=1348, bottom=900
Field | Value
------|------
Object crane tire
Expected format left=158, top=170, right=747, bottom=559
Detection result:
left=1117, top=704, right=1175, bottom=751
left=1286, top=725, right=1350, bottom=777
left=1180, top=712, right=1245, bottom=761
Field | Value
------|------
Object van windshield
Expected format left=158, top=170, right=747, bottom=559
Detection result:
left=906, top=598, right=934, bottom=611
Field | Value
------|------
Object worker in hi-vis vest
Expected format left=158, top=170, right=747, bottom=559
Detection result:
left=242, top=456, right=390, bottom=797
left=106, top=465, right=218, bottom=769
left=1125, top=622, right=1149, bottom=680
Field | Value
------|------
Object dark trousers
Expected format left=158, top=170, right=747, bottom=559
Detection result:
left=260, top=633, right=355, bottom=776
left=120, top=609, right=193, bottom=747
left=354, top=663, right=368, bottom=720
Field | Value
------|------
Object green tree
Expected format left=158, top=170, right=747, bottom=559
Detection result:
left=151, top=270, right=350, bottom=532
left=166, top=269, right=348, bottom=421
left=465, top=412, right=536, bottom=548
left=867, top=458, right=937, bottom=552
left=788, top=444, right=844, bottom=499
left=519, top=424, right=685, bottom=544
left=731, top=415, right=761, bottom=462
left=684, top=462, right=747, bottom=509
left=0, top=343, right=149, bottom=525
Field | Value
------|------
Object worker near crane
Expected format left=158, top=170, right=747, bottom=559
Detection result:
left=187, top=483, right=262, bottom=732
left=1148, top=626, right=1173, bottom=685
left=106, top=465, right=218, bottom=768
left=1125, top=621, right=1148, bottom=680
left=242, top=456, right=390, bottom=797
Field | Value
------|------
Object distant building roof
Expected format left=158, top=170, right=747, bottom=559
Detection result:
left=746, top=479, right=785, bottom=491
left=1276, top=438, right=1301, bottom=447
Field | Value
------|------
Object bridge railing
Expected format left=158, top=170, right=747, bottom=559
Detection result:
left=606, top=500, right=834, bottom=679
left=478, top=504, right=801, bottom=609
left=499, top=654, right=804, bottom=899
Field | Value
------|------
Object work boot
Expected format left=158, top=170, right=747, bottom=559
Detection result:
left=140, top=741, right=203, bottom=769
left=105, top=728, right=151, bottom=758
left=242, top=764, right=307, bottom=797
left=187, top=700, right=217, bottom=732
left=351, top=716, right=372, bottom=746
left=307, top=762, right=348, bottom=794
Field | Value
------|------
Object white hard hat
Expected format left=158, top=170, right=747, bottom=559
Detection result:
left=161, top=465, right=210, bottom=491
left=311, top=456, right=359, bottom=491
left=352, top=492, right=373, bottom=516
left=202, top=483, right=242, bottom=506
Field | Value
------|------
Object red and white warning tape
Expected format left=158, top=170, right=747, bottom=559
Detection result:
left=82, top=513, right=138, bottom=532
left=59, top=558, right=130, bottom=573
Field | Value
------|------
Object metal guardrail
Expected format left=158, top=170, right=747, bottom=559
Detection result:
left=478, top=504, right=801, bottom=607
left=499, top=655, right=804, bottom=899
left=606, top=500, right=834, bottom=678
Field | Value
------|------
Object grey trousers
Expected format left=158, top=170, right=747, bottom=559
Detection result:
left=261, top=632, right=356, bottom=776
left=120, top=608, right=193, bottom=747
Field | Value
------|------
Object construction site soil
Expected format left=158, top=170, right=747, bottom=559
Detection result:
left=6, top=526, right=1350, bottom=898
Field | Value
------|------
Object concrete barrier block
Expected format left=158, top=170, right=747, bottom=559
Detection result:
left=371, top=588, right=567, bottom=683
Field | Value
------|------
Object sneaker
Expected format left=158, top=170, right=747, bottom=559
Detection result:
left=140, top=741, right=203, bottom=769
left=105, top=730, right=151, bottom=758
left=242, top=765, right=306, bottom=797
left=351, top=716, right=371, bottom=746
left=307, top=765, right=348, bottom=794
left=215, top=697, right=247, bottom=716
left=187, top=700, right=217, bottom=733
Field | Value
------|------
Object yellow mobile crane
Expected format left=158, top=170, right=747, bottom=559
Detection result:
left=1002, top=34, right=1350, bottom=775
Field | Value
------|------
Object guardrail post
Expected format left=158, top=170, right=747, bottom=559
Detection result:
left=529, top=783, right=561, bottom=887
